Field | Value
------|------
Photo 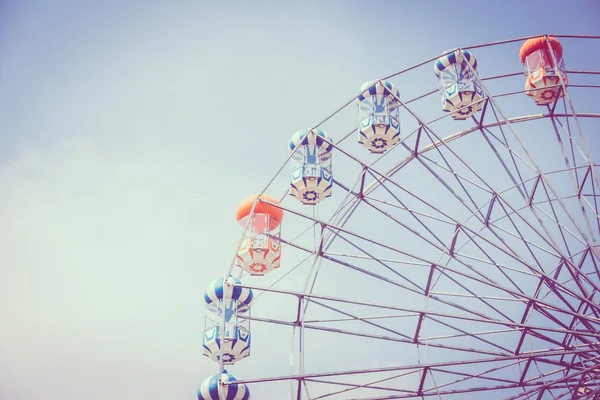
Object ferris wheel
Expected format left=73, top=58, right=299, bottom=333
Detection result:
left=197, top=35, right=600, bottom=399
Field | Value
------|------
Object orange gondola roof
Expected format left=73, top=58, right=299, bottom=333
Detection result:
left=519, top=36, right=563, bottom=64
left=235, top=194, right=283, bottom=225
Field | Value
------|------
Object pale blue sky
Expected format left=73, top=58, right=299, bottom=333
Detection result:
left=1, top=1, right=599, bottom=399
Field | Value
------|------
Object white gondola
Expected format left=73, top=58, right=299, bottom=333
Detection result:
left=197, top=369, right=250, bottom=400
left=434, top=49, right=484, bottom=120
left=356, top=79, right=401, bottom=153
left=202, top=276, right=253, bottom=365
left=289, top=128, right=333, bottom=204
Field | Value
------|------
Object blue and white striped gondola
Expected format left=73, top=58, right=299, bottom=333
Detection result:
left=356, top=79, right=401, bottom=153
left=197, top=370, right=250, bottom=400
left=203, top=276, right=254, bottom=314
left=288, top=128, right=333, bottom=205
left=202, top=324, right=251, bottom=364
left=434, top=49, right=485, bottom=120
left=202, top=276, right=253, bottom=365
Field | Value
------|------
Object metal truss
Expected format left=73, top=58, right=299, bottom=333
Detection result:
left=220, top=34, right=600, bottom=399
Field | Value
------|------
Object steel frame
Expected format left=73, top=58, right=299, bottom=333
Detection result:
left=212, top=34, right=600, bottom=399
